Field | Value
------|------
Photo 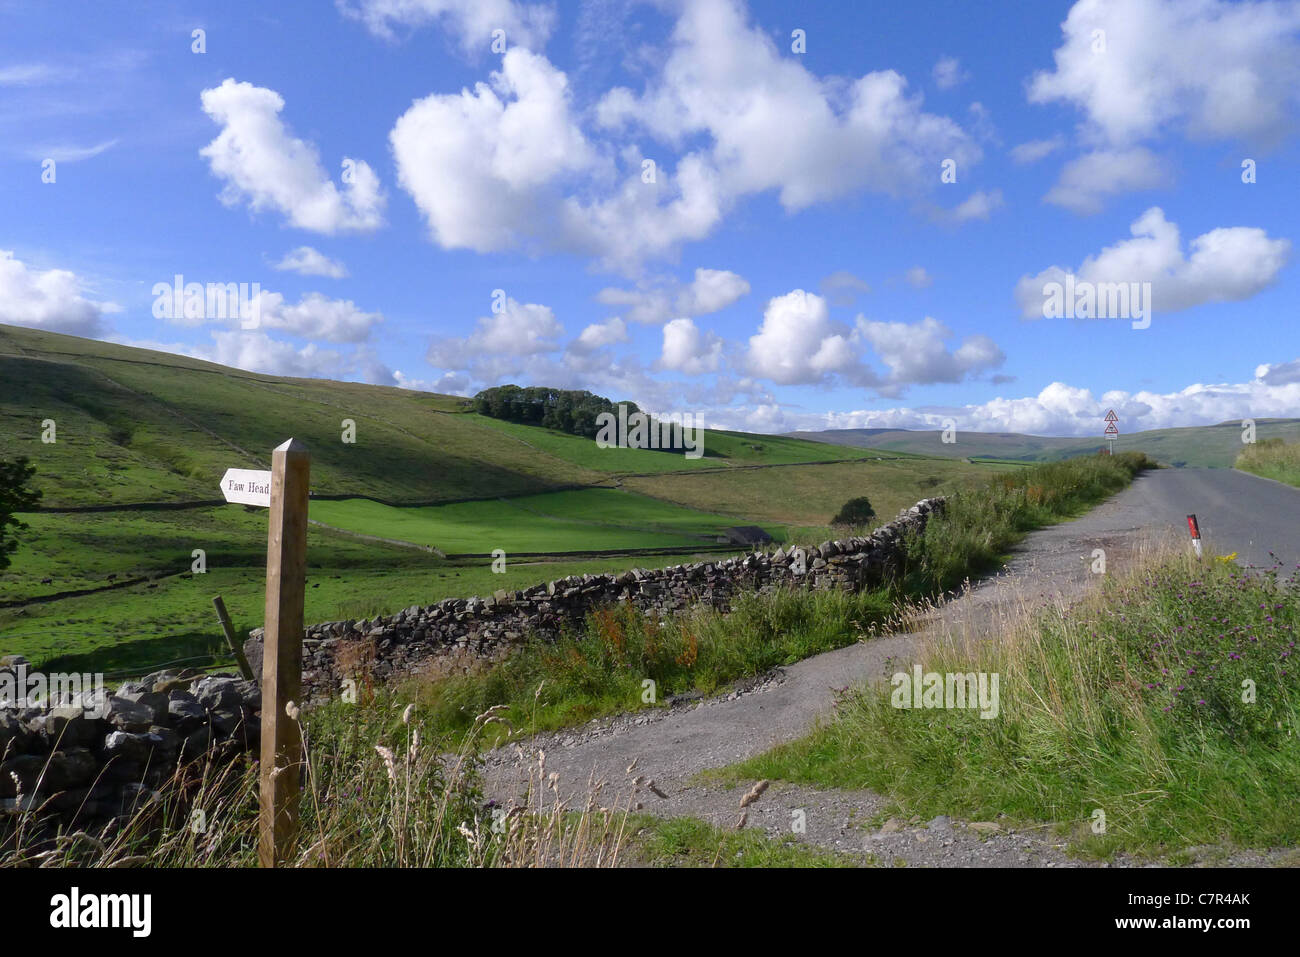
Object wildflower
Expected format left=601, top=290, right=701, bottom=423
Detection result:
left=375, top=745, right=398, bottom=783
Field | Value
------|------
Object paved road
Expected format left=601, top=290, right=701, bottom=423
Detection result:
left=483, top=467, right=1300, bottom=862
left=1110, top=467, right=1300, bottom=571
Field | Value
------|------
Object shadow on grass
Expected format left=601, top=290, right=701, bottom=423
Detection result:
left=40, top=630, right=232, bottom=679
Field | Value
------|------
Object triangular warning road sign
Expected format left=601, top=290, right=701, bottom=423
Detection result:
left=1105, top=424, right=1119, bottom=435
left=1104, top=409, right=1119, bottom=423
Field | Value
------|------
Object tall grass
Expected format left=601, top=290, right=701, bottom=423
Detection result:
left=1236, top=438, right=1300, bottom=488
left=903, top=451, right=1155, bottom=593
left=2, top=452, right=1161, bottom=866
left=725, top=543, right=1300, bottom=854
left=399, top=452, right=1155, bottom=744
left=0, top=697, right=636, bottom=867
left=410, top=585, right=899, bottom=744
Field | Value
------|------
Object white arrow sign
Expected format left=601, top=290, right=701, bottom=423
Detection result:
left=220, top=468, right=273, bottom=507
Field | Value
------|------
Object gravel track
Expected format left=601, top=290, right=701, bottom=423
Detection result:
left=483, top=469, right=1300, bottom=866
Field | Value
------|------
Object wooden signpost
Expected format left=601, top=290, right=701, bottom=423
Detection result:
left=219, top=439, right=310, bottom=868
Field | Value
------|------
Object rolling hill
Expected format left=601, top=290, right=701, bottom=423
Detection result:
left=786, top=419, right=1300, bottom=469
left=0, top=324, right=989, bottom=674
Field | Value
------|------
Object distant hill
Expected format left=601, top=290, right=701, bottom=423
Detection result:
left=785, top=420, right=1300, bottom=469
left=0, top=323, right=909, bottom=508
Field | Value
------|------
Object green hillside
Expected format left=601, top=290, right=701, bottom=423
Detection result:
left=0, top=323, right=898, bottom=509
left=787, top=419, right=1300, bottom=468
left=0, top=324, right=982, bottom=675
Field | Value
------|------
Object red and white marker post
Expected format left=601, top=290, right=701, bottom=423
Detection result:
left=1186, top=513, right=1202, bottom=558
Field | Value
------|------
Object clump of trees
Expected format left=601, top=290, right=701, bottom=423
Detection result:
left=831, top=496, right=875, bottom=527
left=473, top=385, right=640, bottom=439
left=0, top=457, right=41, bottom=570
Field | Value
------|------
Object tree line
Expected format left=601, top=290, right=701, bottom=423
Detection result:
left=472, top=385, right=641, bottom=440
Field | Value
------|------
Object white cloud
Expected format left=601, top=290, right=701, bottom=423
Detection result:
left=253, top=291, right=382, bottom=342
left=338, top=0, right=556, bottom=52
left=390, top=0, right=977, bottom=271
left=158, top=284, right=382, bottom=343
left=744, top=289, right=1002, bottom=394
left=117, top=331, right=351, bottom=381
left=1257, top=359, right=1300, bottom=386
left=1015, top=207, right=1291, bottom=318
left=274, top=246, right=349, bottom=279
left=1043, top=147, right=1167, bottom=214
left=596, top=267, right=750, bottom=325
left=686, top=268, right=750, bottom=314
left=1009, top=135, right=1065, bottom=164
left=932, top=55, right=969, bottom=90
left=793, top=369, right=1300, bottom=439
left=427, top=297, right=563, bottom=367
left=29, top=140, right=117, bottom=163
left=856, top=317, right=1004, bottom=395
left=200, top=78, right=386, bottom=234
left=658, top=317, right=722, bottom=375
left=745, top=290, right=859, bottom=386
left=0, top=250, right=117, bottom=336
left=943, top=189, right=1003, bottom=223
left=820, top=270, right=870, bottom=307
left=391, top=48, right=595, bottom=254
left=904, top=266, right=933, bottom=289
left=601, top=0, right=978, bottom=211
left=571, top=316, right=628, bottom=353
left=0, top=63, right=70, bottom=86
left=1030, top=0, right=1300, bottom=149
left=202, top=330, right=348, bottom=378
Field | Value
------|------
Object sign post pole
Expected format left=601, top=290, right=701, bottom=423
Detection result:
left=257, top=439, right=310, bottom=868
left=1104, top=409, right=1119, bottom=455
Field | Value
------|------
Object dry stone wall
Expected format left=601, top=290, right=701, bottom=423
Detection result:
left=244, top=497, right=945, bottom=704
left=0, top=664, right=259, bottom=833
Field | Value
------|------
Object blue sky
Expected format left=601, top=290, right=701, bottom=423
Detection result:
left=2, top=0, right=1298, bottom=437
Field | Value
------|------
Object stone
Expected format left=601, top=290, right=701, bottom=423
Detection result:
left=0, top=711, right=33, bottom=756
left=0, top=754, right=45, bottom=797
left=102, top=730, right=154, bottom=763
left=43, top=707, right=100, bottom=748
left=43, top=748, right=98, bottom=790
left=119, top=690, right=169, bottom=724
left=191, top=676, right=242, bottom=711
left=105, top=695, right=155, bottom=732
left=181, top=726, right=216, bottom=761
left=167, top=692, right=206, bottom=728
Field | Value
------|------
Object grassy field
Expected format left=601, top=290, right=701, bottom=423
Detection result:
left=1236, top=438, right=1300, bottom=488
left=0, top=521, right=738, bottom=675
left=717, top=548, right=1300, bottom=855
left=310, top=488, right=778, bottom=554
left=623, top=457, right=986, bottom=532
left=2, top=453, right=1162, bottom=868
left=472, top=414, right=890, bottom=473
left=1, top=325, right=987, bottom=676
left=395, top=453, right=1156, bottom=747
left=0, top=324, right=898, bottom=509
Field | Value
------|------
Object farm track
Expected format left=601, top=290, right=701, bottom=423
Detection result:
left=483, top=468, right=1300, bottom=867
